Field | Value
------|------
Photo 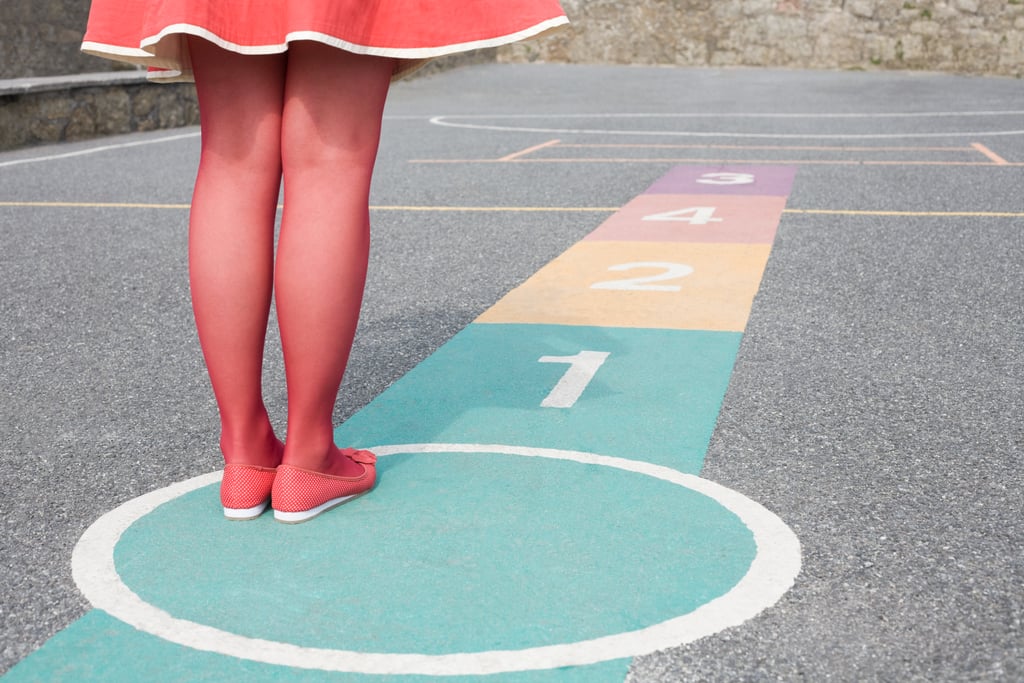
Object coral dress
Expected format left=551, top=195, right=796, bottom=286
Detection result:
left=81, top=0, right=568, bottom=81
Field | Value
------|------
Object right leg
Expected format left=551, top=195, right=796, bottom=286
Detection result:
left=188, top=37, right=287, bottom=467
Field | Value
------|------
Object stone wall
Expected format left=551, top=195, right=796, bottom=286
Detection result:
left=499, top=0, right=1024, bottom=77
left=0, top=0, right=124, bottom=79
left=3, top=0, right=1023, bottom=81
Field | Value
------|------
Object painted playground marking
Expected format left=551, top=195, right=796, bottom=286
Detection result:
left=52, top=164, right=799, bottom=679
left=428, top=112, right=1024, bottom=139
left=411, top=133, right=1018, bottom=166
left=0, top=131, right=201, bottom=169
left=5, top=201, right=1024, bottom=218
left=71, top=443, right=801, bottom=676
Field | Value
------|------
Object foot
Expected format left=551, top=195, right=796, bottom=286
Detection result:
left=220, top=436, right=284, bottom=520
left=282, top=442, right=365, bottom=478
left=272, top=448, right=376, bottom=524
left=221, top=464, right=277, bottom=520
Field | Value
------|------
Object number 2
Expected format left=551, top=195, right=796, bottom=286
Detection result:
left=591, top=262, right=694, bottom=292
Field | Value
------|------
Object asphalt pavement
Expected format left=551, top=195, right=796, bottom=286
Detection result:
left=1, top=63, right=1022, bottom=681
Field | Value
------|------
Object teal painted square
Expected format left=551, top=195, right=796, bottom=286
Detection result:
left=3, top=610, right=631, bottom=682
left=338, top=323, right=741, bottom=472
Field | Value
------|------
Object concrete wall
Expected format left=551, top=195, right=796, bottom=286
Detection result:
left=500, top=0, right=1024, bottom=77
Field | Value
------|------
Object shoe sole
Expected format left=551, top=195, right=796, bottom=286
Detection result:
left=273, top=491, right=369, bottom=524
left=223, top=501, right=269, bottom=521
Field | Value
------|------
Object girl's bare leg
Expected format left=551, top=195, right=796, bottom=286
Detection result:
left=188, top=37, right=287, bottom=467
left=275, top=43, right=393, bottom=477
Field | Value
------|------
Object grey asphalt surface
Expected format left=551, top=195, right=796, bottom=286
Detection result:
left=2, top=63, right=1022, bottom=680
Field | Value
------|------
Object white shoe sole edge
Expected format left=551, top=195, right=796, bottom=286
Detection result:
left=223, top=501, right=269, bottom=521
left=273, top=492, right=366, bottom=524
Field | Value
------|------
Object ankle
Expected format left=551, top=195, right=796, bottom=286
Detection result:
left=220, top=423, right=283, bottom=468
left=281, top=432, right=333, bottom=469
left=282, top=442, right=364, bottom=478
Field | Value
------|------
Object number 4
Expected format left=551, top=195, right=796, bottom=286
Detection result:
left=642, top=206, right=722, bottom=225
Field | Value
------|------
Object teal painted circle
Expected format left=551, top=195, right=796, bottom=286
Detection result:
left=114, top=449, right=756, bottom=654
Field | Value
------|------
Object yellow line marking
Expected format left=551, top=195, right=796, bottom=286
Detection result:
left=411, top=158, right=1024, bottom=166
left=498, top=139, right=561, bottom=161
left=370, top=204, right=616, bottom=212
left=3, top=201, right=1022, bottom=218
left=971, top=142, right=1010, bottom=165
left=0, top=200, right=617, bottom=212
left=552, top=143, right=975, bottom=152
left=0, top=200, right=192, bottom=209
left=784, top=208, right=1024, bottom=217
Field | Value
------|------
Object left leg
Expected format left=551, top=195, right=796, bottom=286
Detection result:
left=274, top=43, right=394, bottom=477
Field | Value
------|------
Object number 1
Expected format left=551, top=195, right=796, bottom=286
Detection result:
left=538, top=351, right=610, bottom=408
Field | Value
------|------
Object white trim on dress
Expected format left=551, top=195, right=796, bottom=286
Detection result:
left=82, top=16, right=569, bottom=81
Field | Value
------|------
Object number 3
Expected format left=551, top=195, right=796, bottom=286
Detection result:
left=697, top=172, right=755, bottom=185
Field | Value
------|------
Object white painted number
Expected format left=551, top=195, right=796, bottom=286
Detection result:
left=591, top=262, right=694, bottom=292
left=697, top=172, right=755, bottom=185
left=643, top=205, right=724, bottom=227
left=642, top=206, right=722, bottom=225
left=538, top=351, right=610, bottom=408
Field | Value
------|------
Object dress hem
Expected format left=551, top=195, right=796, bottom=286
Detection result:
left=81, top=16, right=569, bottom=82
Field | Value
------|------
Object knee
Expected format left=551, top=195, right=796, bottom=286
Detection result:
left=200, top=117, right=283, bottom=177
left=280, top=114, right=383, bottom=181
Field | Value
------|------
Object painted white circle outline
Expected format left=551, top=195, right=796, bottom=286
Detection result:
left=429, top=112, right=1024, bottom=139
left=72, top=443, right=801, bottom=676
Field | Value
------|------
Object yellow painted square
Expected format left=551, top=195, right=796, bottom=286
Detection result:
left=477, top=241, right=772, bottom=332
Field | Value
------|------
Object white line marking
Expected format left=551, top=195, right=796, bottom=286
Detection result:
left=428, top=114, right=1024, bottom=139
left=0, top=132, right=201, bottom=169
left=72, top=443, right=801, bottom=676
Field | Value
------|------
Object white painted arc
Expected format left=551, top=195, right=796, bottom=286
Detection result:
left=71, top=443, right=802, bottom=676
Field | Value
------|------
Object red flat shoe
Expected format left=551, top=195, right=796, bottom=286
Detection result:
left=221, top=464, right=277, bottom=520
left=272, top=448, right=376, bottom=524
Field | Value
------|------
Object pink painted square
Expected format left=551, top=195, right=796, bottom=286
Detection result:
left=645, top=165, right=797, bottom=197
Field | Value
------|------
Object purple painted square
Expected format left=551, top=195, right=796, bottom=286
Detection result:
left=645, top=165, right=797, bottom=197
